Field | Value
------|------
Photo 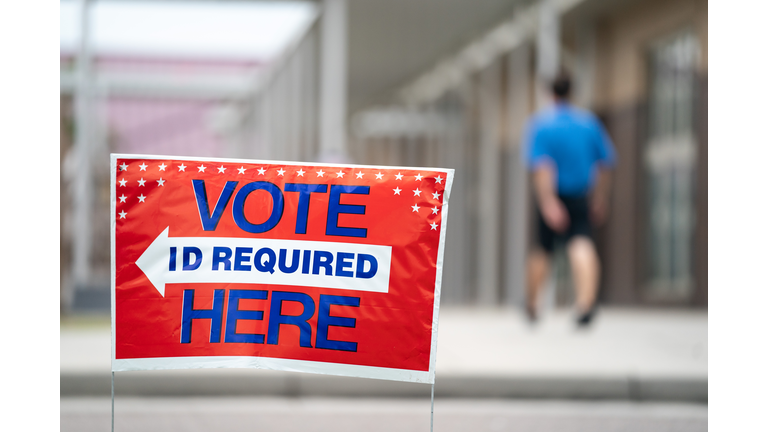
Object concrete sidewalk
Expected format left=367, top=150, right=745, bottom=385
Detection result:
left=60, top=307, right=707, bottom=402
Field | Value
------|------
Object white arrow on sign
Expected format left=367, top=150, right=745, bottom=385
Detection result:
left=135, top=227, right=392, bottom=297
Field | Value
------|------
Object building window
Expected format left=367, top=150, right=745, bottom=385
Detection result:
left=644, top=29, right=700, bottom=301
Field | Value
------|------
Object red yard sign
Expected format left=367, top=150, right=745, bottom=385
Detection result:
left=110, top=154, right=453, bottom=383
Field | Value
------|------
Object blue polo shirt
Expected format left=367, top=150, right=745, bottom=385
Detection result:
left=523, top=102, right=616, bottom=197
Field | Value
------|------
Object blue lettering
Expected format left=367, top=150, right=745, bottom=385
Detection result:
left=224, top=289, right=268, bottom=344
left=234, top=247, right=252, bottom=271
left=335, top=252, right=354, bottom=277
left=182, top=246, right=202, bottom=271
left=356, top=254, right=378, bottom=279
left=169, top=246, right=177, bottom=271
left=284, top=183, right=328, bottom=234
left=254, top=248, right=276, bottom=274
left=326, top=185, right=369, bottom=238
left=266, top=291, right=315, bottom=348
left=212, top=246, right=232, bottom=271
left=193, top=180, right=238, bottom=231
left=232, top=181, right=284, bottom=234
left=316, top=295, right=360, bottom=352
left=312, top=250, right=334, bottom=276
left=180, top=289, right=224, bottom=343
left=301, top=250, right=312, bottom=274
left=278, top=249, right=300, bottom=273
left=179, top=289, right=363, bottom=350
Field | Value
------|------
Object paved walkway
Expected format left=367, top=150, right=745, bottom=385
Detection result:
left=60, top=307, right=707, bottom=401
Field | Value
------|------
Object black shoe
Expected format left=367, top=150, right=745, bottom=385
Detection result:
left=526, top=304, right=538, bottom=323
left=576, top=306, right=596, bottom=327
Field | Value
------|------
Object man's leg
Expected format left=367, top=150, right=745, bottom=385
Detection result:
left=526, top=248, right=550, bottom=320
left=566, top=236, right=600, bottom=320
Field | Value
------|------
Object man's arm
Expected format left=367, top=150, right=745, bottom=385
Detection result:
left=532, top=164, right=569, bottom=233
left=590, top=167, right=612, bottom=226
left=588, top=114, right=616, bottom=227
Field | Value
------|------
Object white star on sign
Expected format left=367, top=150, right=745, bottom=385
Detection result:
left=258, top=167, right=266, bottom=175
left=217, top=165, right=227, bottom=173
left=137, top=178, right=146, bottom=186
left=336, top=170, right=345, bottom=178
left=296, top=169, right=305, bottom=177
left=395, top=173, right=403, bottom=180
left=237, top=167, right=246, bottom=174
left=413, top=188, right=422, bottom=197
left=119, top=178, right=127, bottom=187
left=119, top=194, right=127, bottom=203
left=435, top=175, right=443, bottom=184
left=138, top=194, right=146, bottom=203
left=316, top=170, right=325, bottom=177
left=356, top=172, right=364, bottom=179
left=411, top=204, right=420, bottom=213
left=432, top=206, right=439, bottom=214
left=415, top=173, right=423, bottom=181
left=277, top=168, right=285, bottom=176
left=375, top=172, right=384, bottom=180
left=119, top=211, right=127, bottom=219
left=119, top=163, right=128, bottom=171
left=430, top=222, right=438, bottom=230
left=393, top=187, right=402, bottom=195
left=139, top=163, right=148, bottom=171
left=158, top=163, right=167, bottom=171
left=157, top=178, right=165, bottom=187
left=198, top=165, right=206, bottom=172
left=178, top=163, right=186, bottom=172
left=432, top=191, right=440, bottom=200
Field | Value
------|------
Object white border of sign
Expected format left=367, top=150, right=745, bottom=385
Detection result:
left=110, top=153, right=454, bottom=385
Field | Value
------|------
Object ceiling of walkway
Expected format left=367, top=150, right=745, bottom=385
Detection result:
left=61, top=0, right=526, bottom=112
left=347, top=0, right=523, bottom=113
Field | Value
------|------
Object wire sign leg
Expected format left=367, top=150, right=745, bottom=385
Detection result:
left=430, top=381, right=435, bottom=432
left=111, top=371, right=115, bottom=432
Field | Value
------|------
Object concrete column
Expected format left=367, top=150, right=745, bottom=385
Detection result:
left=388, top=136, right=402, bottom=167
left=291, top=45, right=304, bottom=161
left=253, top=90, right=263, bottom=159
left=404, top=133, right=418, bottom=167
left=477, top=61, right=502, bottom=305
left=273, top=73, right=286, bottom=161
left=367, top=136, right=387, bottom=166
left=536, top=0, right=560, bottom=109
left=303, top=31, right=318, bottom=161
left=244, top=82, right=260, bottom=159
left=284, top=56, right=297, bottom=161
left=503, top=44, right=531, bottom=307
left=260, top=90, right=273, bottom=160
left=574, top=19, right=596, bottom=109
left=71, top=0, right=94, bottom=297
left=440, top=95, right=468, bottom=304
left=318, top=0, right=349, bottom=163
left=424, top=106, right=439, bottom=167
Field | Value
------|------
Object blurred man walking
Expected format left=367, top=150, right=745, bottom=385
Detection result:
left=523, top=73, right=616, bottom=326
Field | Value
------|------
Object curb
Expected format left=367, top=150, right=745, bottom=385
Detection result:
left=61, top=372, right=707, bottom=402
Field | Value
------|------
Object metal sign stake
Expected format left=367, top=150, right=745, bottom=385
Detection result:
left=111, top=371, right=115, bottom=432
left=430, top=380, right=435, bottom=432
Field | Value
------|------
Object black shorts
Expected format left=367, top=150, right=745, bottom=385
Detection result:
left=537, top=195, right=593, bottom=253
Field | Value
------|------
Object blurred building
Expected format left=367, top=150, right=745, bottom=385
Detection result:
left=60, top=0, right=707, bottom=312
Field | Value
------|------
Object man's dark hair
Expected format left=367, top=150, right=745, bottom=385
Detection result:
left=552, top=73, right=571, bottom=98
